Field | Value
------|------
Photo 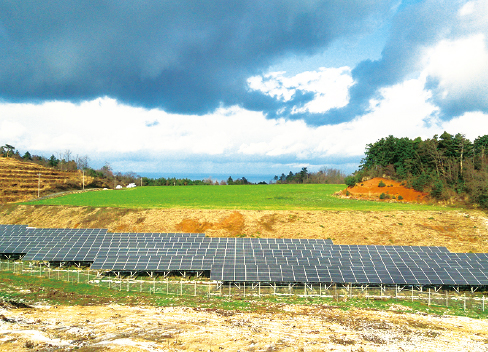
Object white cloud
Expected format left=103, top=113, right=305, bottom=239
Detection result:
left=1, top=72, right=486, bottom=175
left=424, top=34, right=488, bottom=101
left=459, top=1, right=475, bottom=16
left=247, top=67, right=354, bottom=114
left=439, top=111, right=488, bottom=140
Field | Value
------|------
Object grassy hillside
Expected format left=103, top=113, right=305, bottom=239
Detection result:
left=0, top=157, right=90, bottom=204
left=23, top=184, right=447, bottom=211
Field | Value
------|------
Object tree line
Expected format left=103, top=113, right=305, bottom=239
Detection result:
left=0, top=144, right=270, bottom=187
left=2, top=144, right=348, bottom=187
left=273, top=167, right=347, bottom=184
left=346, top=132, right=488, bottom=208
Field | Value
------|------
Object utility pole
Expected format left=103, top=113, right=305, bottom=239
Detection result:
left=37, top=173, right=41, bottom=198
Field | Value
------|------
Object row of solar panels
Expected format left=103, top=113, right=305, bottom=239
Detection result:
left=1, top=224, right=488, bottom=286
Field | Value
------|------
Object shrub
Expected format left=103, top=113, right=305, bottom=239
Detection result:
left=411, top=173, right=431, bottom=192
left=431, top=180, right=445, bottom=199
left=344, top=175, right=357, bottom=188
left=378, top=180, right=386, bottom=187
left=379, top=193, right=387, bottom=199
left=398, top=195, right=403, bottom=200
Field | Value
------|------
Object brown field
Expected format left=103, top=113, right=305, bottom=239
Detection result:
left=0, top=204, right=487, bottom=253
left=0, top=158, right=92, bottom=204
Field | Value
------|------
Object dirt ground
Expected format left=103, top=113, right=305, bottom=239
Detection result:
left=1, top=204, right=487, bottom=253
left=1, top=302, right=488, bottom=352
left=342, top=177, right=429, bottom=202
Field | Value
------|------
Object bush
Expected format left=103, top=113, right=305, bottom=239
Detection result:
left=398, top=195, right=403, bottom=200
left=344, top=175, right=357, bottom=188
left=431, top=180, right=446, bottom=199
left=411, top=173, right=431, bottom=192
left=378, top=180, right=386, bottom=187
left=379, top=193, right=387, bottom=199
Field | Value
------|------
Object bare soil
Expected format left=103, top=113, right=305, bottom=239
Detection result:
left=1, top=303, right=488, bottom=351
left=1, top=204, right=487, bottom=253
left=342, top=177, right=429, bottom=202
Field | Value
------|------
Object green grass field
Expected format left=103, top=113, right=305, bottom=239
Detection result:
left=24, top=184, right=447, bottom=211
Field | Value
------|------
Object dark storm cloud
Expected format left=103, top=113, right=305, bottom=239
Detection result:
left=0, top=0, right=391, bottom=114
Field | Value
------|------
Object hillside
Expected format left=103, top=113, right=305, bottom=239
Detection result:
left=0, top=157, right=94, bottom=204
left=1, top=204, right=487, bottom=253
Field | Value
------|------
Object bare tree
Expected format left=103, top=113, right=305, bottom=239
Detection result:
left=75, top=154, right=89, bottom=170
left=64, top=149, right=72, bottom=162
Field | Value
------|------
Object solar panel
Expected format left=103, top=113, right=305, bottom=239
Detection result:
left=1, top=224, right=488, bottom=286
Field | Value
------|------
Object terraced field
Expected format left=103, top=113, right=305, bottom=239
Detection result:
left=0, top=157, right=89, bottom=204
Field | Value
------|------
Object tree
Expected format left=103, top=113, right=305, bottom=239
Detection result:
left=22, top=151, right=32, bottom=161
left=2, top=144, right=15, bottom=157
left=299, top=167, right=308, bottom=183
left=100, top=162, right=113, bottom=178
left=344, top=175, right=357, bottom=188
left=75, top=155, right=89, bottom=170
left=474, top=135, right=488, bottom=170
left=48, top=155, right=59, bottom=167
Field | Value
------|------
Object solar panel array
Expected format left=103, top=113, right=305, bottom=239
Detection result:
left=1, top=224, right=487, bottom=286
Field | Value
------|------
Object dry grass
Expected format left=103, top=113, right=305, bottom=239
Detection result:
left=1, top=204, right=487, bottom=252
left=0, top=158, right=89, bottom=204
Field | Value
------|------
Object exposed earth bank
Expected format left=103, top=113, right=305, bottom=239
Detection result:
left=0, top=204, right=487, bottom=253
left=1, top=303, right=488, bottom=352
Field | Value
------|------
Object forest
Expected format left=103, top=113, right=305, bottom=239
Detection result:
left=347, top=132, right=488, bottom=208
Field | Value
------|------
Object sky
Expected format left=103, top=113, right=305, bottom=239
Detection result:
left=0, top=0, right=487, bottom=179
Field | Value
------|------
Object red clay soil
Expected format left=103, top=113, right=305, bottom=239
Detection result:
left=344, top=177, right=429, bottom=202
